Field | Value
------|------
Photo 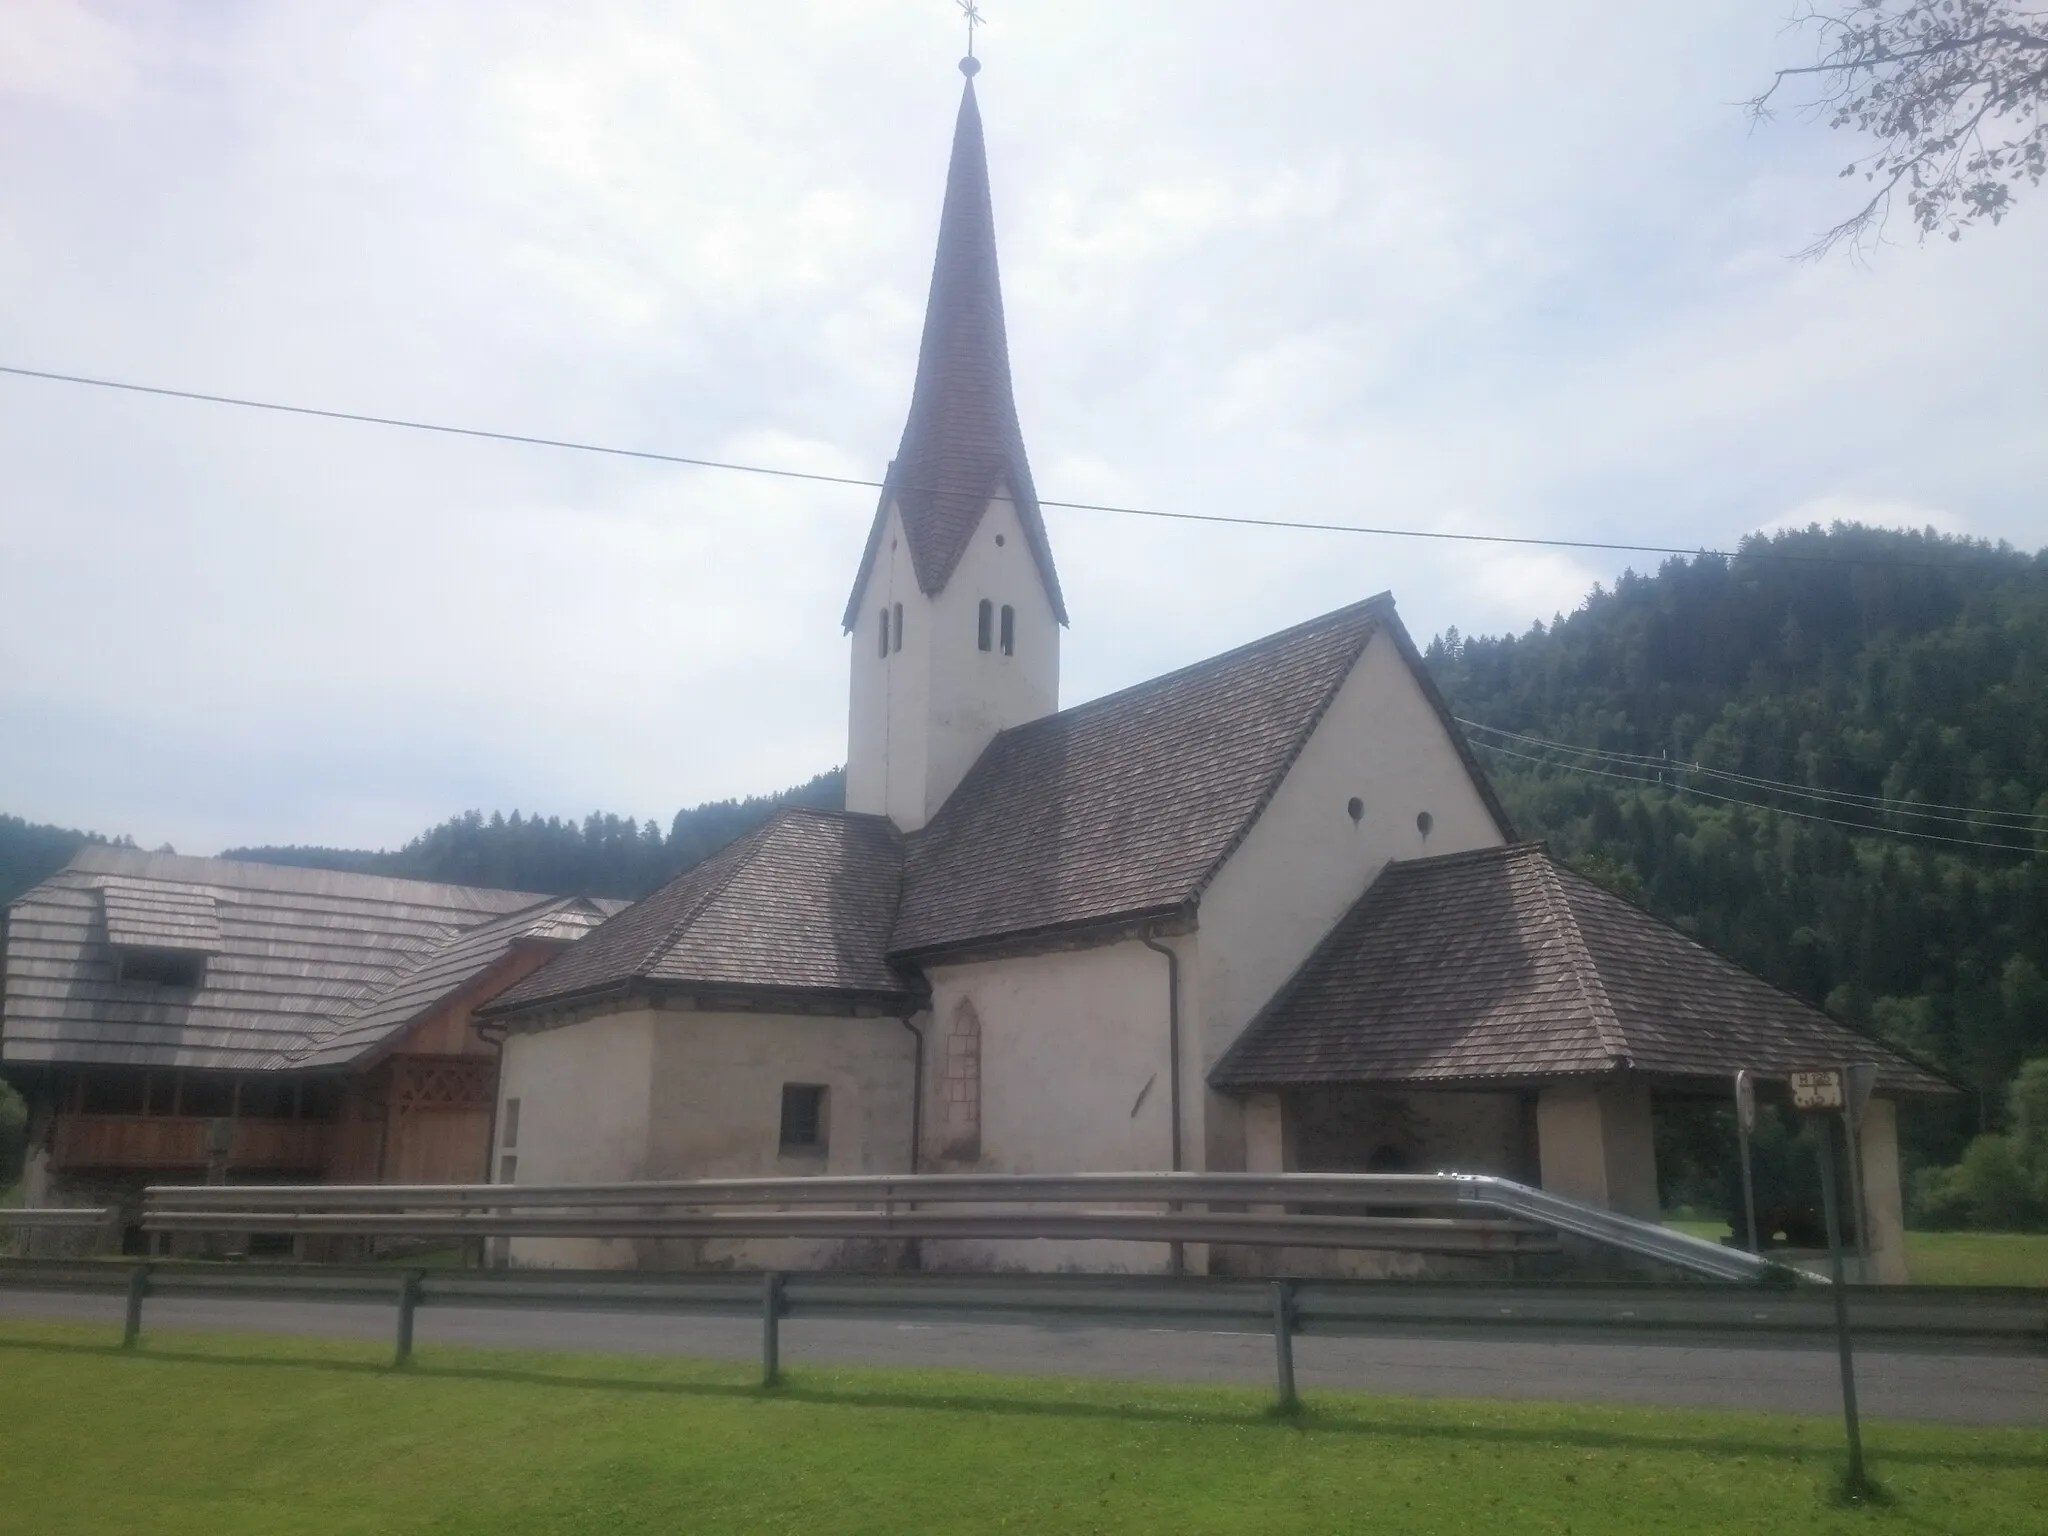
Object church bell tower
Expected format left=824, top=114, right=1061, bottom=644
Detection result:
left=843, top=59, right=1066, bottom=832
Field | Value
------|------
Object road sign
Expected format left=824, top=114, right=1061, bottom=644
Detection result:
left=1790, top=1069, right=1844, bottom=1111
left=1734, top=1070, right=1757, bottom=1135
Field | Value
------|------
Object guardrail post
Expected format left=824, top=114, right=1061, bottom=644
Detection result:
left=121, top=1263, right=150, bottom=1350
left=394, top=1269, right=424, bottom=1368
left=762, top=1271, right=785, bottom=1388
left=1270, top=1279, right=1297, bottom=1413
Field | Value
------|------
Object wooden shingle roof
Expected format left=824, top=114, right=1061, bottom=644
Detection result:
left=842, top=73, right=1065, bottom=629
left=891, top=594, right=1509, bottom=958
left=1, top=847, right=596, bottom=1072
left=1211, top=842, right=1955, bottom=1097
left=483, top=809, right=919, bottom=1018
left=289, top=897, right=624, bottom=1069
left=95, top=877, right=225, bottom=954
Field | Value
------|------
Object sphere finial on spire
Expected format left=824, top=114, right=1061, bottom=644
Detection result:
left=957, top=1, right=984, bottom=69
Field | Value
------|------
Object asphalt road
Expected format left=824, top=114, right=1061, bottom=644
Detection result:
left=5, top=1286, right=2041, bottom=1426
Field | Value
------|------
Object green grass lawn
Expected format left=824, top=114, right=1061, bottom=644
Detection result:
left=0, top=1321, right=2039, bottom=1535
left=1666, top=1219, right=2048, bottom=1286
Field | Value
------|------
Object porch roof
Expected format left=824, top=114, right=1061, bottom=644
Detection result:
left=1210, top=842, right=1954, bottom=1099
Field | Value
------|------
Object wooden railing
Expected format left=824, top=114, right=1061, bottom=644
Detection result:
left=50, top=1116, right=330, bottom=1172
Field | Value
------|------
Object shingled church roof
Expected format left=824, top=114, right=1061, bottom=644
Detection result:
left=842, top=70, right=1066, bottom=629
left=484, top=808, right=920, bottom=1018
left=893, top=594, right=1512, bottom=957
left=1211, top=842, right=1954, bottom=1097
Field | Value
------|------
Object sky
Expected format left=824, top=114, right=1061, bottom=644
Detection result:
left=1, top=1, right=2043, bottom=856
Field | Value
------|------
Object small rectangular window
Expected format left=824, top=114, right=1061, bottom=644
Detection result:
left=977, top=599, right=993, bottom=652
left=999, top=604, right=1015, bottom=657
left=499, top=1153, right=518, bottom=1184
left=779, top=1083, right=827, bottom=1152
left=877, top=607, right=889, bottom=657
left=117, top=949, right=204, bottom=989
left=892, top=602, right=904, bottom=653
left=503, top=1097, right=521, bottom=1150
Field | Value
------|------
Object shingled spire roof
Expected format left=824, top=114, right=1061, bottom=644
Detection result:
left=843, top=64, right=1067, bottom=629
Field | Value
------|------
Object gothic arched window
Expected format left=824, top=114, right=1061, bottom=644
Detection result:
left=999, top=604, right=1015, bottom=657
left=977, top=599, right=993, bottom=652
left=940, top=998, right=982, bottom=1161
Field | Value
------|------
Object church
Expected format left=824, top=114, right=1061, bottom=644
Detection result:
left=476, top=62, right=1947, bottom=1281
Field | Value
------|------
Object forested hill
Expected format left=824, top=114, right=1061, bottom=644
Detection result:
left=220, top=770, right=845, bottom=900
left=1425, top=524, right=2047, bottom=1158
left=0, top=772, right=845, bottom=912
left=0, top=815, right=133, bottom=912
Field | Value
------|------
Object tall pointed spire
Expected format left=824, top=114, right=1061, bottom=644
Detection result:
left=842, top=62, right=1067, bottom=629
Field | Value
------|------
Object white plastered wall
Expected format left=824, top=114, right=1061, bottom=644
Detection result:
left=497, top=1006, right=917, bottom=1270
left=1193, top=627, right=1507, bottom=1170
left=496, top=1010, right=656, bottom=1269
left=644, top=1007, right=918, bottom=1270
left=845, top=490, right=1059, bottom=831
left=920, top=940, right=1177, bottom=1271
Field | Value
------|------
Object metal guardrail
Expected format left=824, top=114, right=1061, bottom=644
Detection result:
left=0, top=1259, right=2039, bottom=1411
left=140, top=1209, right=1551, bottom=1255
left=138, top=1172, right=1780, bottom=1282
left=0, top=1208, right=112, bottom=1231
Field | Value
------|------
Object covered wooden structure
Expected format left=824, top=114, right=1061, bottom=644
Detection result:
left=1, top=847, right=619, bottom=1224
left=1212, top=842, right=1958, bottom=1281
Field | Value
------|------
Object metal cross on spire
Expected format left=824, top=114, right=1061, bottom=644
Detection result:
left=958, top=0, right=984, bottom=60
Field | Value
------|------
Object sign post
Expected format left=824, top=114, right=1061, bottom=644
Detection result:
left=1733, top=1070, right=1759, bottom=1253
left=1792, top=1065, right=1867, bottom=1492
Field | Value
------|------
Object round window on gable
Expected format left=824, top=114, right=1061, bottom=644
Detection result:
left=1416, top=811, right=1434, bottom=838
left=994, top=533, right=1006, bottom=547
left=1346, top=797, right=1364, bottom=825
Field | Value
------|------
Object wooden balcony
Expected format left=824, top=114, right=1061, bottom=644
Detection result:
left=50, top=1115, right=331, bottom=1173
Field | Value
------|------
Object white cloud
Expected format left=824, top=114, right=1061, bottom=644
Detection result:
left=0, top=0, right=135, bottom=111
left=0, top=0, right=2041, bottom=851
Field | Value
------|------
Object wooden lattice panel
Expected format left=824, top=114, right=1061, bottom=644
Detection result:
left=392, top=1057, right=495, bottom=1112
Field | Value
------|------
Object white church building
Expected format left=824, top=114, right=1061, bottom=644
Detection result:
left=478, top=62, right=1947, bottom=1280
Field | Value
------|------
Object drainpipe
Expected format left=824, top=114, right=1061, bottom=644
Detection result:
left=477, top=1024, right=507, bottom=1184
left=1140, top=935, right=1185, bottom=1277
left=1139, top=936, right=1183, bottom=1173
left=897, top=1015, right=924, bottom=1174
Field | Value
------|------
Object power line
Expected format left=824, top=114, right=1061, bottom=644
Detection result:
left=1468, top=738, right=2039, bottom=855
left=1457, top=719, right=2043, bottom=828
left=2, top=363, right=2030, bottom=575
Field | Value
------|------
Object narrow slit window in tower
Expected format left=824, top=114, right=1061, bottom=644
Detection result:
left=877, top=607, right=890, bottom=658
left=977, top=599, right=993, bottom=652
left=892, top=602, right=904, bottom=654
left=999, top=604, right=1015, bottom=656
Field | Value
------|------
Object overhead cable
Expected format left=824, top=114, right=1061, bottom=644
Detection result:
left=2, top=363, right=2031, bottom=575
left=1466, top=738, right=2039, bottom=855
left=1457, top=719, right=2043, bottom=828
